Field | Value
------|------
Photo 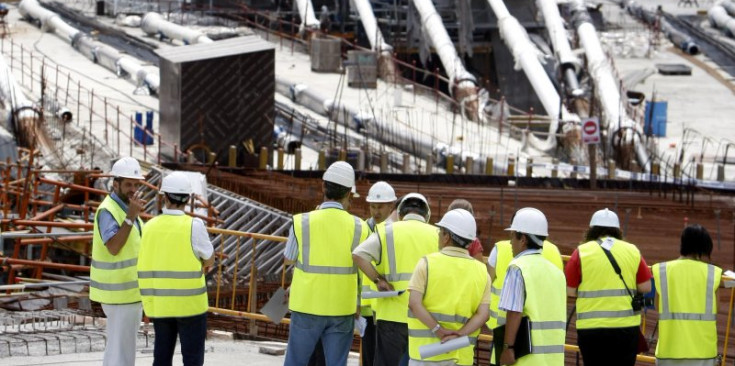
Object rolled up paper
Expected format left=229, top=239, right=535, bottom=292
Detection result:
left=361, top=290, right=405, bottom=299
left=419, top=335, right=471, bottom=359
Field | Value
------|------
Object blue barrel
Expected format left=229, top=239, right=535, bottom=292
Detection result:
left=644, top=101, right=667, bottom=137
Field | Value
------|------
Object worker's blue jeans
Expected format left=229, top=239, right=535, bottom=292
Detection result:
left=285, top=311, right=355, bottom=366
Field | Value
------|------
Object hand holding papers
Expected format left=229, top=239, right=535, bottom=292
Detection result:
left=261, top=287, right=289, bottom=324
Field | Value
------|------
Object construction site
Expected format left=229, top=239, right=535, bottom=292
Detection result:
left=0, top=0, right=734, bottom=364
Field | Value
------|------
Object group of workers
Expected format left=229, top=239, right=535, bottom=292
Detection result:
left=284, top=161, right=722, bottom=366
left=90, top=156, right=214, bottom=366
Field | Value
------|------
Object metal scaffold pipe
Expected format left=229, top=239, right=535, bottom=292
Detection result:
left=18, top=0, right=160, bottom=94
left=487, top=0, right=580, bottom=152
left=141, top=13, right=214, bottom=45
left=411, top=0, right=478, bottom=119
left=570, top=0, right=650, bottom=171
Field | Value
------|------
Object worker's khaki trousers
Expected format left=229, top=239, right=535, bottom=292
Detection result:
left=102, top=302, right=142, bottom=366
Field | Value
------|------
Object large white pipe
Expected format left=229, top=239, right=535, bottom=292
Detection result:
left=0, top=53, right=35, bottom=123
left=350, top=0, right=391, bottom=53
left=141, top=13, right=213, bottom=45
left=488, top=0, right=579, bottom=152
left=18, top=0, right=159, bottom=94
left=709, top=2, right=735, bottom=38
left=411, top=0, right=476, bottom=94
left=570, top=0, right=649, bottom=170
left=295, top=0, right=320, bottom=30
left=535, top=0, right=583, bottom=96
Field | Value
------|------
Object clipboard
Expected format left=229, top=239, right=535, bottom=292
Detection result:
left=492, top=316, right=531, bottom=365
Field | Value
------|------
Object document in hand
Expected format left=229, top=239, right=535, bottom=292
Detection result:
left=492, top=316, right=531, bottom=365
left=361, top=290, right=406, bottom=299
left=418, top=335, right=472, bottom=359
left=261, top=287, right=289, bottom=324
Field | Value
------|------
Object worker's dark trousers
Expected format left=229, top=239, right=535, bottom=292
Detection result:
left=361, top=316, right=377, bottom=366
left=152, top=313, right=207, bottom=366
left=578, top=326, right=638, bottom=366
left=374, top=320, right=408, bottom=366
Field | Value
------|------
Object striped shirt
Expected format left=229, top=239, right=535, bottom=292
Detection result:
left=498, top=249, right=542, bottom=313
left=282, top=201, right=344, bottom=261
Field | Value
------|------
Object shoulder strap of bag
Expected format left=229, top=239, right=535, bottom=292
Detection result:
left=596, top=239, right=634, bottom=299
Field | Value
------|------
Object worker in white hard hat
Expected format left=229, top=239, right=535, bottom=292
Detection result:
left=90, top=156, right=145, bottom=366
left=137, top=171, right=214, bottom=365
left=565, top=208, right=652, bottom=366
left=486, top=210, right=563, bottom=365
left=283, top=161, right=369, bottom=366
left=358, top=180, right=398, bottom=366
left=406, top=208, right=490, bottom=366
left=353, top=192, right=438, bottom=366
left=497, top=208, right=566, bottom=366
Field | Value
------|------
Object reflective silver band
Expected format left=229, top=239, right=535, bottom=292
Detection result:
left=705, top=264, right=715, bottom=315
left=530, top=320, right=565, bottom=330
left=491, top=285, right=501, bottom=296
left=660, top=262, right=669, bottom=314
left=138, top=271, right=202, bottom=279
left=386, top=222, right=397, bottom=277
left=659, top=313, right=717, bottom=321
left=90, top=280, right=138, bottom=291
left=295, top=262, right=356, bottom=274
left=385, top=273, right=413, bottom=282
left=140, top=287, right=207, bottom=296
left=351, top=217, right=363, bottom=250
left=577, top=289, right=630, bottom=298
left=577, top=309, right=637, bottom=319
left=531, top=345, right=565, bottom=354
left=91, top=258, right=137, bottom=270
left=408, top=310, right=468, bottom=324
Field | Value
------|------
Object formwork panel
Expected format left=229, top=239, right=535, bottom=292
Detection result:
left=158, top=36, right=275, bottom=166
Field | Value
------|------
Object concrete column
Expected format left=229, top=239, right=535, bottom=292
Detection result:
left=446, top=155, right=455, bottom=174
left=259, top=147, right=268, bottom=169
left=357, top=149, right=366, bottom=171
left=426, top=154, right=433, bottom=174
left=673, top=163, right=681, bottom=179
left=228, top=145, right=237, bottom=167
left=526, top=158, right=533, bottom=177
left=318, top=149, right=326, bottom=170
left=465, top=157, right=474, bottom=174
left=380, top=153, right=388, bottom=173
left=339, top=149, right=347, bottom=161
left=696, top=163, right=704, bottom=180
left=294, top=148, right=302, bottom=170
left=551, top=158, right=559, bottom=178
left=277, top=147, right=285, bottom=170
left=208, top=152, right=216, bottom=165
left=402, top=153, right=410, bottom=173
left=507, top=157, right=515, bottom=177
left=485, top=157, right=493, bottom=175
left=607, top=160, right=616, bottom=180
left=717, top=165, right=725, bottom=182
left=651, top=162, right=660, bottom=176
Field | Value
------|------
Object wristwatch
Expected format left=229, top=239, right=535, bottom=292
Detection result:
left=430, top=324, right=441, bottom=334
left=503, top=343, right=515, bottom=350
left=124, top=218, right=134, bottom=226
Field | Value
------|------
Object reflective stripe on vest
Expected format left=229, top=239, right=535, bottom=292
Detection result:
left=488, top=241, right=513, bottom=332
left=575, top=238, right=641, bottom=329
left=511, top=254, right=566, bottom=366
left=290, top=209, right=367, bottom=316
left=376, top=220, right=438, bottom=323
left=407, top=251, right=487, bottom=366
left=138, top=214, right=208, bottom=318
left=90, top=195, right=142, bottom=304
left=653, top=259, right=721, bottom=359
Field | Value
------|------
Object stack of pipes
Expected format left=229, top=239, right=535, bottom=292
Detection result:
left=709, top=0, right=735, bottom=38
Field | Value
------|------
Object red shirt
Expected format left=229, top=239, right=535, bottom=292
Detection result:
left=468, top=238, right=483, bottom=257
left=565, top=248, right=652, bottom=288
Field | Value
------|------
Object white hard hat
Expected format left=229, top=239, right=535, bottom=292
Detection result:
left=366, top=181, right=397, bottom=203
left=398, top=192, right=431, bottom=221
left=160, top=171, right=192, bottom=195
left=110, top=157, right=144, bottom=180
left=323, top=161, right=355, bottom=188
left=436, top=209, right=476, bottom=241
left=589, top=208, right=620, bottom=229
left=506, top=207, right=548, bottom=236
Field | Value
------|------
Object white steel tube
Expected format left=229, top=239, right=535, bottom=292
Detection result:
left=18, top=0, right=159, bottom=94
left=295, top=0, right=320, bottom=30
left=709, top=2, right=735, bottom=38
left=350, top=0, right=391, bottom=53
left=141, top=13, right=213, bottom=45
left=570, top=0, right=649, bottom=169
left=411, top=0, right=476, bottom=91
left=536, top=0, right=583, bottom=96
left=488, top=0, right=578, bottom=152
left=0, top=53, right=35, bottom=122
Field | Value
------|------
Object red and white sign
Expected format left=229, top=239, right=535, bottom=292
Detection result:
left=582, top=117, right=601, bottom=145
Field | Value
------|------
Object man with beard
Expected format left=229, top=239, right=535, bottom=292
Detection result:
left=91, top=157, right=145, bottom=366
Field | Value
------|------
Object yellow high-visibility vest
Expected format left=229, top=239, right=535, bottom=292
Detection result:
left=510, top=253, right=566, bottom=366
left=576, top=237, right=642, bottom=329
left=375, top=219, right=438, bottom=323
left=407, top=251, right=487, bottom=365
left=653, top=259, right=721, bottom=360
left=137, top=214, right=208, bottom=318
left=487, top=240, right=563, bottom=329
left=290, top=208, right=368, bottom=316
left=90, top=195, right=143, bottom=304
